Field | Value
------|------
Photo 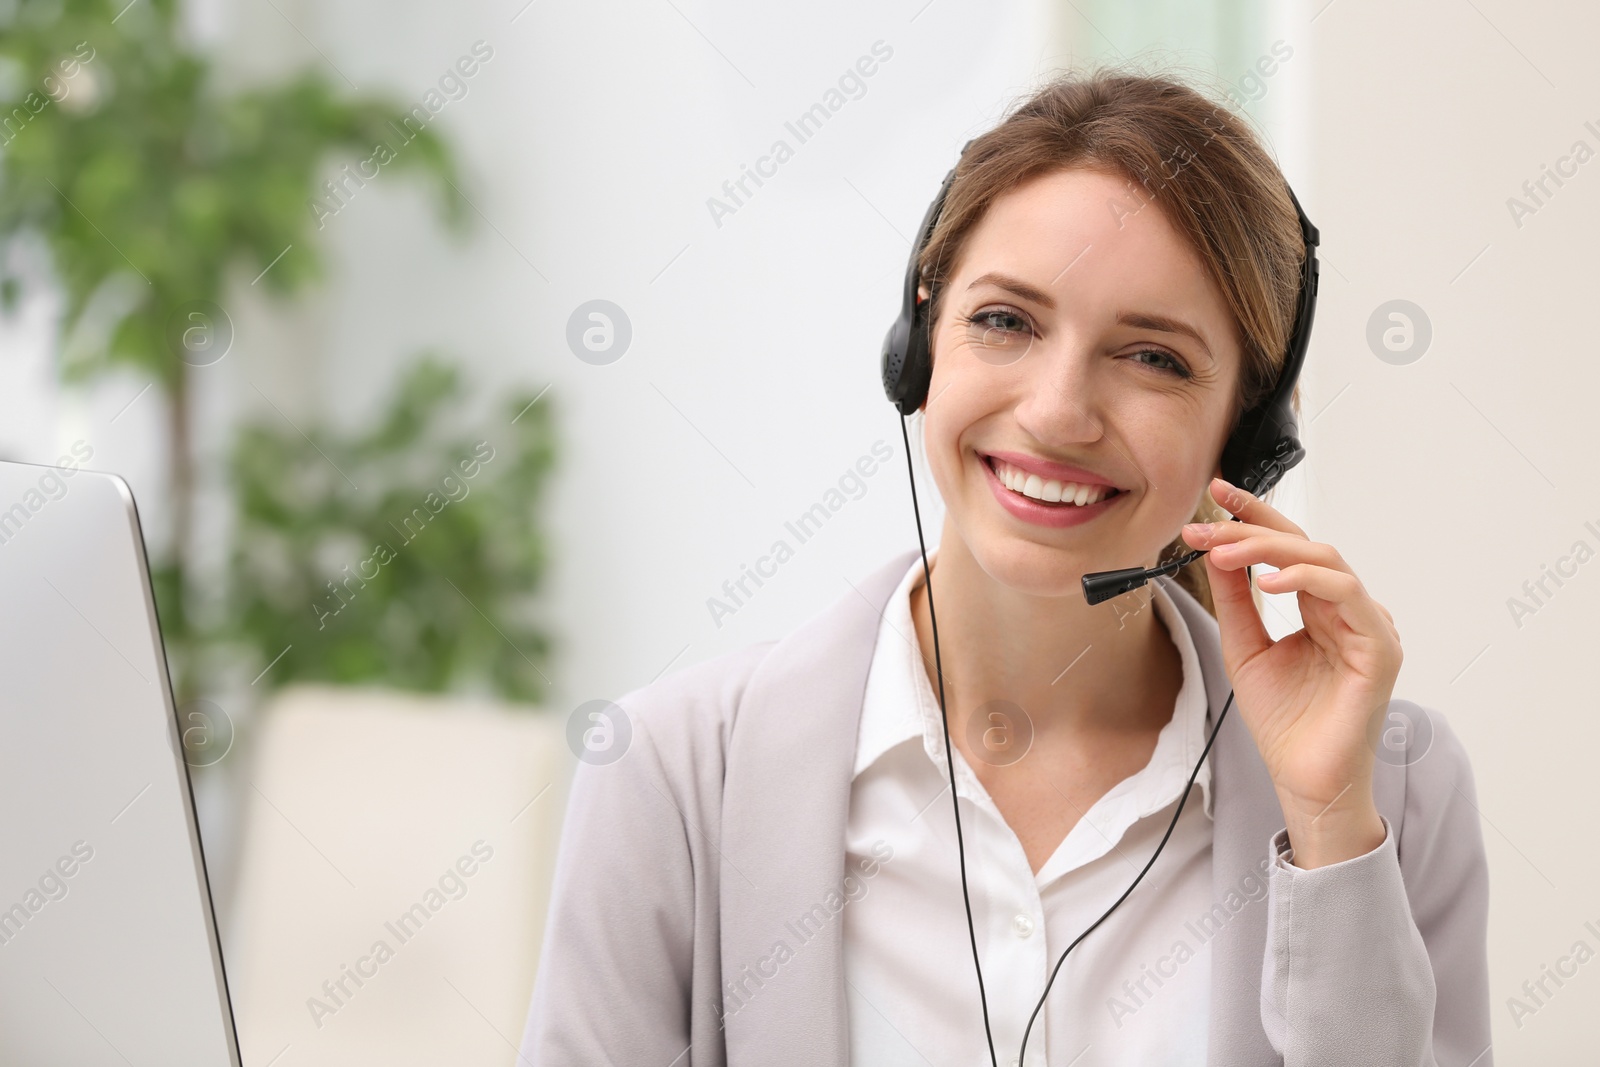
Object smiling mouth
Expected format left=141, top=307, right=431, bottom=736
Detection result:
left=984, top=455, right=1124, bottom=508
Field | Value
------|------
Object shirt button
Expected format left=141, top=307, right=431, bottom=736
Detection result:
left=1012, top=913, right=1034, bottom=938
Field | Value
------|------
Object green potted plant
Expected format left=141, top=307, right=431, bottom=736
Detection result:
left=220, top=354, right=558, bottom=703
left=0, top=0, right=486, bottom=701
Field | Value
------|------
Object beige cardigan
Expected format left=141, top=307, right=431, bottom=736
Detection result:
left=521, top=547, right=1493, bottom=1065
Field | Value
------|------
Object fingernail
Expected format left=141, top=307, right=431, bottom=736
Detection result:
left=1214, top=477, right=1244, bottom=510
left=1184, top=522, right=1210, bottom=543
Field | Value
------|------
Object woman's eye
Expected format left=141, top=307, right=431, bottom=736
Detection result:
left=1130, top=348, right=1192, bottom=378
left=965, top=308, right=1031, bottom=340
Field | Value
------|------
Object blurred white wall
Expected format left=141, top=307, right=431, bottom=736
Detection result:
left=259, top=0, right=1077, bottom=706
left=1304, top=2, right=1600, bottom=1063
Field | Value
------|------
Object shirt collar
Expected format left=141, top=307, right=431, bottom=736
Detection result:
left=853, top=549, right=1215, bottom=821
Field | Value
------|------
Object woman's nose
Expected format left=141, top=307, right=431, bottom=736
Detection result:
left=1012, top=343, right=1106, bottom=446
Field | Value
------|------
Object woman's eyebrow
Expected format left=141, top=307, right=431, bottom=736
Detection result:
left=966, top=271, right=1055, bottom=308
left=1116, top=310, right=1214, bottom=362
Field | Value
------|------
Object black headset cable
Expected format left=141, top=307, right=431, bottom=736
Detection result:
left=899, top=410, right=1248, bottom=1067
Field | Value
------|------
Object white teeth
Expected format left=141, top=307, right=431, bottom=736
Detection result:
left=993, top=458, right=1112, bottom=506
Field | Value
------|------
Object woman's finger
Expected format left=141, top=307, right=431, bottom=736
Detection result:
left=1181, top=518, right=1295, bottom=550
left=1204, top=532, right=1352, bottom=576
left=1202, top=548, right=1274, bottom=669
left=1254, top=563, right=1394, bottom=641
left=1209, top=476, right=1307, bottom=539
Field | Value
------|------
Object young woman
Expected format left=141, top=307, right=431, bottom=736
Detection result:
left=522, top=70, right=1492, bottom=1067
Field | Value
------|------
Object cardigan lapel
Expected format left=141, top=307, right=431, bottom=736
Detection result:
left=718, top=548, right=916, bottom=1066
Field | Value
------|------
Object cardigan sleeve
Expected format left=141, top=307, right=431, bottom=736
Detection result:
left=1257, top=709, right=1493, bottom=1066
left=519, top=710, right=700, bottom=1066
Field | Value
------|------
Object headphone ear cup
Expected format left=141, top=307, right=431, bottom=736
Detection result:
left=903, top=299, right=932, bottom=413
left=1220, top=187, right=1320, bottom=496
left=880, top=307, right=931, bottom=415
left=1220, top=421, right=1303, bottom=496
left=884, top=150, right=967, bottom=417
left=880, top=320, right=902, bottom=403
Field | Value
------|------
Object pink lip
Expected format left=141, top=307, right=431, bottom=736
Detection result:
left=980, top=453, right=1123, bottom=529
left=981, top=449, right=1122, bottom=489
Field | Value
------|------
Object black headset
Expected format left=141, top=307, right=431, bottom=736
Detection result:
left=878, top=137, right=1322, bottom=1067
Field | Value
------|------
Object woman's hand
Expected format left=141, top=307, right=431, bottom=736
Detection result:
left=1181, top=476, right=1400, bottom=869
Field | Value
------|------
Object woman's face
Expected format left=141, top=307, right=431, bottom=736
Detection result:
left=920, top=164, right=1244, bottom=599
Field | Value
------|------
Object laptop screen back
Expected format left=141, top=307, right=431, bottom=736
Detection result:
left=0, top=459, right=241, bottom=1066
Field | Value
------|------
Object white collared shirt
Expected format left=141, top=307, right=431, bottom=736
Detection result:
left=843, top=550, right=1217, bottom=1067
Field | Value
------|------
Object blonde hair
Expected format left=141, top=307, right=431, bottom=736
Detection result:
left=917, top=65, right=1306, bottom=616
